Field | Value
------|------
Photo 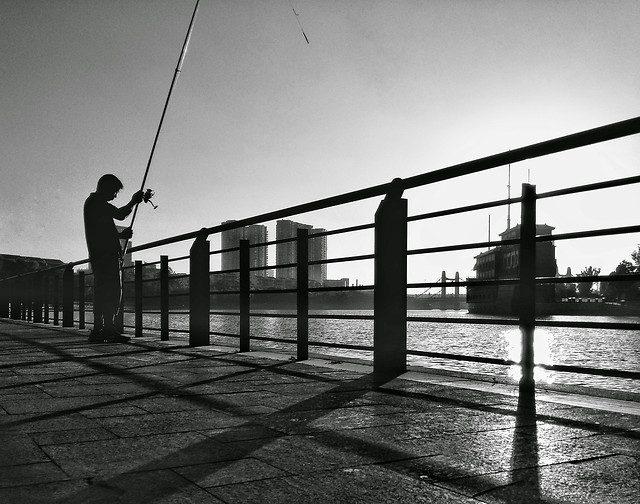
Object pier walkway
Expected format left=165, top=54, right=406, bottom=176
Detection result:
left=1, top=319, right=638, bottom=503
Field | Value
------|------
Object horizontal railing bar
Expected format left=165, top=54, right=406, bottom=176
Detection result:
left=309, top=254, right=375, bottom=266
left=249, top=335, right=296, bottom=344
left=537, top=225, right=640, bottom=242
left=125, top=116, right=640, bottom=255
left=210, top=331, right=240, bottom=339
left=536, top=363, right=640, bottom=379
left=537, top=273, right=640, bottom=284
left=408, top=196, right=522, bottom=222
left=537, top=175, right=640, bottom=200
left=535, top=320, right=639, bottom=330
left=250, top=289, right=297, bottom=295
left=309, top=313, right=374, bottom=320
left=307, top=340, right=373, bottom=351
left=408, top=238, right=521, bottom=256
left=309, top=285, right=374, bottom=293
left=210, top=311, right=240, bottom=316
left=407, top=316, right=518, bottom=325
left=402, top=116, right=640, bottom=191
left=320, top=223, right=375, bottom=237
left=407, top=349, right=517, bottom=366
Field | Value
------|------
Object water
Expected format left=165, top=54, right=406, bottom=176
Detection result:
left=118, top=309, right=639, bottom=395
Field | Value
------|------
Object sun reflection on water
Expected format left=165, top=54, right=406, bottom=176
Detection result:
left=505, top=328, right=555, bottom=385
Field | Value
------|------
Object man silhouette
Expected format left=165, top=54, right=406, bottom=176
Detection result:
left=84, top=174, right=143, bottom=342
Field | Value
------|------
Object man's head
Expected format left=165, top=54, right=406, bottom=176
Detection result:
left=96, top=174, right=124, bottom=201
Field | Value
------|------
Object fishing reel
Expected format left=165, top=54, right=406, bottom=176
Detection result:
left=143, top=189, right=158, bottom=209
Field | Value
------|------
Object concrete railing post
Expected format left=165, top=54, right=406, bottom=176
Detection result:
left=0, top=280, right=8, bottom=318
left=189, top=230, right=210, bottom=347
left=9, top=279, right=20, bottom=320
left=62, top=264, right=74, bottom=327
left=239, top=239, right=250, bottom=352
left=43, top=276, right=50, bottom=324
left=33, top=273, right=43, bottom=323
left=160, top=255, right=169, bottom=341
left=373, top=179, right=408, bottom=378
left=135, top=260, right=143, bottom=338
left=297, top=228, right=309, bottom=361
left=53, top=275, right=60, bottom=325
left=519, top=183, right=537, bottom=394
left=78, top=271, right=85, bottom=329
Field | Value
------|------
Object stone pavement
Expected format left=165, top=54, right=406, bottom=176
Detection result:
left=0, top=319, right=638, bottom=504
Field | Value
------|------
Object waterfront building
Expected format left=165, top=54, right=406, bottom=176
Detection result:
left=220, top=221, right=268, bottom=276
left=275, top=220, right=327, bottom=283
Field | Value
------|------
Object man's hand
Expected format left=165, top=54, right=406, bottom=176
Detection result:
left=120, top=227, right=133, bottom=240
left=131, top=190, right=144, bottom=205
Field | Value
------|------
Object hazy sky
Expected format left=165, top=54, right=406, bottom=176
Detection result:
left=1, top=0, right=639, bottom=285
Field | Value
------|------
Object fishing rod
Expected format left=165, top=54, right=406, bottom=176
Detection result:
left=122, top=0, right=201, bottom=258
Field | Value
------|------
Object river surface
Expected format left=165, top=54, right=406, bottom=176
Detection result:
left=119, top=309, right=639, bottom=395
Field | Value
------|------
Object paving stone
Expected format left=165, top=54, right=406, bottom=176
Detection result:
left=176, top=457, right=289, bottom=487
left=1, top=395, right=118, bottom=414
left=207, top=464, right=479, bottom=504
left=0, top=462, right=69, bottom=488
left=0, top=412, right=97, bottom=433
left=93, top=410, right=242, bottom=437
left=56, top=469, right=226, bottom=504
left=0, top=479, right=89, bottom=504
left=41, top=432, right=232, bottom=478
left=436, top=454, right=639, bottom=504
left=29, top=426, right=117, bottom=445
left=0, top=433, right=49, bottom=466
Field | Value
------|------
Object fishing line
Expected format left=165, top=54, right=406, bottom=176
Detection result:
left=122, top=0, right=201, bottom=257
left=288, top=0, right=310, bottom=44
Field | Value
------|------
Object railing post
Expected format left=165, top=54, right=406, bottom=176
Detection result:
left=135, top=260, right=143, bottom=338
left=22, top=279, right=28, bottom=320
left=53, top=275, right=60, bottom=325
left=78, top=271, right=85, bottom=329
left=519, top=183, right=537, bottom=394
left=33, top=273, right=43, bottom=323
left=160, top=255, right=169, bottom=341
left=27, top=276, right=33, bottom=322
left=297, top=228, right=309, bottom=360
left=374, top=179, right=408, bottom=378
left=189, top=230, right=210, bottom=347
left=11, top=279, right=21, bottom=320
left=239, top=239, right=250, bottom=352
left=63, top=264, right=74, bottom=327
left=0, top=280, right=8, bottom=318
left=43, top=276, right=50, bottom=324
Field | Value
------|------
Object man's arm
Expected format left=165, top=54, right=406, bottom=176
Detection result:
left=112, top=191, right=144, bottom=221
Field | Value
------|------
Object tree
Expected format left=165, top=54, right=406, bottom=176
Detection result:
left=631, top=245, right=640, bottom=271
left=576, top=266, right=601, bottom=297
left=601, top=260, right=634, bottom=301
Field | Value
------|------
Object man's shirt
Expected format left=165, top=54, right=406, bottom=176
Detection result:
left=84, top=193, right=122, bottom=261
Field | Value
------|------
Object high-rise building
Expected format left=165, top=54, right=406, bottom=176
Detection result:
left=221, top=221, right=268, bottom=276
left=275, top=220, right=327, bottom=283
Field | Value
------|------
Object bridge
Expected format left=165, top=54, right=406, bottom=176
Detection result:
left=1, top=117, right=639, bottom=502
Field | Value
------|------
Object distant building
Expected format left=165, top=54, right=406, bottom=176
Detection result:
left=275, top=220, right=327, bottom=283
left=221, top=221, right=268, bottom=276
left=323, top=278, right=349, bottom=288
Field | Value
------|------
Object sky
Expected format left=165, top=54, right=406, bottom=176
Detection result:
left=1, top=0, right=639, bottom=286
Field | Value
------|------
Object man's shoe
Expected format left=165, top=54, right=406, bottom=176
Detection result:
left=102, top=327, right=131, bottom=343
left=88, top=329, right=107, bottom=343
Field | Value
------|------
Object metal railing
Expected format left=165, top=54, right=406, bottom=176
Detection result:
left=1, top=117, right=639, bottom=392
